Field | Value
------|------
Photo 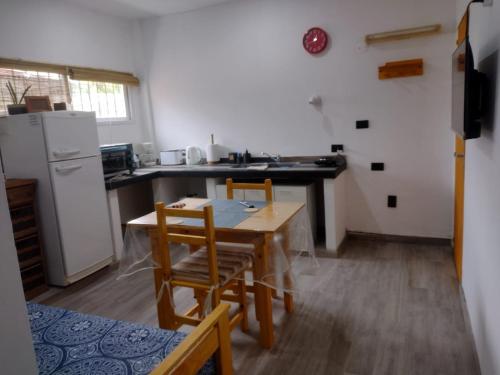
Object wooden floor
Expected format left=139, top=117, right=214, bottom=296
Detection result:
left=38, top=238, right=480, bottom=375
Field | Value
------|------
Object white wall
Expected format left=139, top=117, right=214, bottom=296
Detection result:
left=456, top=1, right=500, bottom=374
left=0, top=0, right=150, bottom=145
left=140, top=0, right=456, bottom=238
left=0, top=165, right=38, bottom=374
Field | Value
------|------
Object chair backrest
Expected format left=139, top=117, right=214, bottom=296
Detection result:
left=226, top=178, right=273, bottom=201
left=155, top=202, right=219, bottom=285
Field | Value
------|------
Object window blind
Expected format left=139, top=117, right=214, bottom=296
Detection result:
left=0, top=58, right=66, bottom=75
left=0, top=58, right=140, bottom=86
left=0, top=67, right=68, bottom=114
left=0, top=57, right=138, bottom=118
left=68, top=67, right=139, bottom=86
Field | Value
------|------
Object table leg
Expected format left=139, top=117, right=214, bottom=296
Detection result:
left=282, top=226, right=294, bottom=313
left=255, top=233, right=274, bottom=349
left=284, top=289, right=294, bottom=313
left=190, top=244, right=203, bottom=313
left=252, top=268, right=261, bottom=322
left=149, top=229, right=176, bottom=330
left=271, top=288, right=278, bottom=299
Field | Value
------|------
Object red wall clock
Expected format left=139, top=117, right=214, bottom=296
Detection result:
left=303, top=27, right=328, bottom=55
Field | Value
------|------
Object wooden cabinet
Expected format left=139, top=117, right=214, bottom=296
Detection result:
left=274, top=184, right=316, bottom=240
left=6, top=179, right=48, bottom=300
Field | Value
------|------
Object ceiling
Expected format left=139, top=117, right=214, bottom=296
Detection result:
left=63, top=0, right=236, bottom=18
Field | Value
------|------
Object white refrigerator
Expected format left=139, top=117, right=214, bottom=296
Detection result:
left=0, top=111, right=114, bottom=286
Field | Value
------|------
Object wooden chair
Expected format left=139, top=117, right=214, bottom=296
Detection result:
left=225, top=178, right=294, bottom=313
left=155, top=202, right=250, bottom=332
left=151, top=303, right=233, bottom=375
left=226, top=178, right=273, bottom=201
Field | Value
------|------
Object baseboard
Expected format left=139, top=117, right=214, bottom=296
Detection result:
left=346, top=231, right=452, bottom=247
left=458, top=286, right=482, bottom=374
left=335, top=234, right=349, bottom=257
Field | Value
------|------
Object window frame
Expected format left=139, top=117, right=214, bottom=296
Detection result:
left=98, top=84, right=133, bottom=125
left=0, top=64, right=135, bottom=124
left=66, top=76, right=133, bottom=125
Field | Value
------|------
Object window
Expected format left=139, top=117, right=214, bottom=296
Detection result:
left=70, top=80, right=129, bottom=121
left=0, top=68, right=68, bottom=116
left=0, top=58, right=138, bottom=122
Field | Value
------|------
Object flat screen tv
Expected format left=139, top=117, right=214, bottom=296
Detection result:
left=452, top=38, right=486, bottom=139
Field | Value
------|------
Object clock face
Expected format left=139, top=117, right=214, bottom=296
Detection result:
left=303, top=27, right=328, bottom=55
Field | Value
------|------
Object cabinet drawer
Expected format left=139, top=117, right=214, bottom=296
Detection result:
left=14, top=227, right=38, bottom=241
left=12, top=216, right=37, bottom=235
left=273, top=186, right=308, bottom=203
left=16, top=235, right=40, bottom=252
left=244, top=189, right=266, bottom=201
left=23, top=273, right=46, bottom=296
left=215, top=185, right=244, bottom=200
left=215, top=185, right=227, bottom=199
left=21, top=263, right=45, bottom=285
left=17, top=242, right=42, bottom=268
left=10, top=205, right=35, bottom=222
left=6, top=184, right=35, bottom=208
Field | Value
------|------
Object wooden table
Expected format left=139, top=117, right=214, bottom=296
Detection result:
left=127, top=198, right=304, bottom=348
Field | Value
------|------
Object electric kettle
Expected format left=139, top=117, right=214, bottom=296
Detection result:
left=185, top=146, right=203, bottom=165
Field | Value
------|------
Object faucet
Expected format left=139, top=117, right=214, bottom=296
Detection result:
left=261, top=152, right=281, bottom=163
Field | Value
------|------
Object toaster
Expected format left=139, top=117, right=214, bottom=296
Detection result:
left=160, top=149, right=186, bottom=165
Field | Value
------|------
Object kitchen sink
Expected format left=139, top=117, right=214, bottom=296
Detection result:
left=267, top=162, right=302, bottom=168
left=229, top=162, right=304, bottom=169
left=229, top=163, right=266, bottom=169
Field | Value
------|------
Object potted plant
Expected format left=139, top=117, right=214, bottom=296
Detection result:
left=6, top=81, right=31, bottom=115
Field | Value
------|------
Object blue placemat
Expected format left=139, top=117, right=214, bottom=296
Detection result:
left=181, top=200, right=268, bottom=228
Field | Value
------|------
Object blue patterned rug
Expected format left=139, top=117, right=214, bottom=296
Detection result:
left=27, top=303, right=216, bottom=374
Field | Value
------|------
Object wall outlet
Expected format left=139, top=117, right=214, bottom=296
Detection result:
left=388, top=195, right=397, bottom=208
left=331, top=144, right=344, bottom=153
left=356, top=120, right=369, bottom=129
left=371, top=162, right=385, bottom=171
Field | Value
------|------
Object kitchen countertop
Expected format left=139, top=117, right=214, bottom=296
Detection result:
left=105, top=157, right=347, bottom=190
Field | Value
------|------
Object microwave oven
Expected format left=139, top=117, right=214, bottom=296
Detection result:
left=160, top=149, right=186, bottom=165
left=100, top=143, right=135, bottom=178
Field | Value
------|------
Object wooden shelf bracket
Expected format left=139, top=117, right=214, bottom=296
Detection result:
left=366, top=24, right=441, bottom=45
left=378, top=59, right=424, bottom=80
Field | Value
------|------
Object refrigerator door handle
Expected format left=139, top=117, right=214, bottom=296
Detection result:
left=52, top=149, right=81, bottom=158
left=55, top=164, right=83, bottom=174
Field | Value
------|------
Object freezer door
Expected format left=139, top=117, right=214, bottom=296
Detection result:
left=43, top=111, right=100, bottom=162
left=49, top=156, right=113, bottom=279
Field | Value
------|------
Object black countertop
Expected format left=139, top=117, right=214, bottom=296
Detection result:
left=105, top=157, right=347, bottom=190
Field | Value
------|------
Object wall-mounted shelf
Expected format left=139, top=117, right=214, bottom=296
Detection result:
left=366, top=24, right=441, bottom=45
left=378, top=59, right=423, bottom=80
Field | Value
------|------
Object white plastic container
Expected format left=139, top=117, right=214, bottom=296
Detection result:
left=206, top=134, right=222, bottom=164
